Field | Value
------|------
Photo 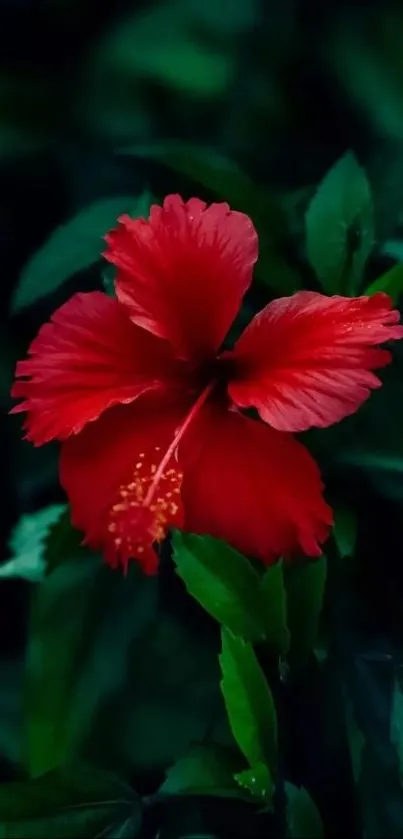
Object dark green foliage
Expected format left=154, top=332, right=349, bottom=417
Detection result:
left=172, top=532, right=267, bottom=642
left=0, top=765, right=142, bottom=838
left=3, top=2, right=403, bottom=837
left=305, top=152, right=374, bottom=295
left=220, top=629, right=277, bottom=794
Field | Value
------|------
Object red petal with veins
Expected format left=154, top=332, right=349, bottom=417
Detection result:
left=104, top=194, right=258, bottom=362
left=11, top=291, right=180, bottom=445
left=181, top=402, right=333, bottom=564
left=228, top=291, right=403, bottom=432
left=60, top=395, right=187, bottom=573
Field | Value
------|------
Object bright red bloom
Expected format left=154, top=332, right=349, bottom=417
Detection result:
left=11, top=195, right=403, bottom=573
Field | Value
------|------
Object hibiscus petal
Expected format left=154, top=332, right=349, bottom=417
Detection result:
left=181, top=403, right=332, bottom=564
left=104, top=194, right=258, bottom=361
left=11, top=291, right=179, bottom=445
left=60, top=395, right=187, bottom=573
left=228, top=291, right=403, bottom=432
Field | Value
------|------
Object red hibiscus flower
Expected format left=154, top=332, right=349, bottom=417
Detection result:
left=11, top=195, right=403, bottom=574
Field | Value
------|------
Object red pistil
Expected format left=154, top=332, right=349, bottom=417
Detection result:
left=107, top=381, right=215, bottom=570
left=143, top=381, right=215, bottom=507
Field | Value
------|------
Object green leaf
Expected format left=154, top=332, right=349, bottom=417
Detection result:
left=0, top=764, right=142, bottom=838
left=11, top=196, right=137, bottom=312
left=285, top=783, right=323, bottom=838
left=365, top=262, right=403, bottom=302
left=305, top=152, right=374, bottom=294
left=102, top=264, right=116, bottom=295
left=383, top=240, right=403, bottom=262
left=259, top=562, right=290, bottom=654
left=1, top=505, right=66, bottom=582
left=234, top=762, right=274, bottom=803
left=120, top=142, right=301, bottom=295
left=95, top=605, right=224, bottom=775
left=172, top=532, right=266, bottom=641
left=161, top=745, right=246, bottom=799
left=26, top=555, right=101, bottom=776
left=333, top=506, right=357, bottom=559
left=25, top=546, right=157, bottom=777
left=24, top=512, right=221, bottom=781
left=123, top=142, right=278, bottom=228
left=43, top=507, right=87, bottom=575
left=9, top=505, right=67, bottom=558
left=128, top=190, right=154, bottom=219
left=328, top=11, right=403, bottom=145
left=284, top=557, right=327, bottom=669
left=88, top=1, right=233, bottom=100
left=219, top=628, right=277, bottom=775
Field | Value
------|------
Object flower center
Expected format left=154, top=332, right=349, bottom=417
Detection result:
left=106, top=381, right=215, bottom=570
left=107, top=451, right=184, bottom=573
left=196, top=351, right=237, bottom=390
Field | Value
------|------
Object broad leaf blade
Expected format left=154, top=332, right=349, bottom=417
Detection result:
left=0, top=765, right=142, bottom=838
left=285, top=783, right=323, bottom=838
left=161, top=745, right=246, bottom=799
left=284, top=557, right=327, bottom=669
left=31, top=517, right=220, bottom=777
left=234, top=762, right=274, bottom=803
left=365, top=263, right=403, bottom=302
left=25, top=539, right=157, bottom=777
left=1, top=505, right=66, bottom=582
left=219, top=628, right=277, bottom=776
left=172, top=532, right=265, bottom=641
left=9, top=506, right=67, bottom=559
left=12, top=195, right=137, bottom=312
left=85, top=3, right=233, bottom=100
left=259, top=561, right=290, bottom=654
left=43, top=506, right=86, bottom=575
left=26, top=555, right=103, bottom=776
left=305, top=152, right=374, bottom=294
left=121, top=142, right=281, bottom=231
left=333, top=506, right=357, bottom=559
left=96, top=605, right=223, bottom=775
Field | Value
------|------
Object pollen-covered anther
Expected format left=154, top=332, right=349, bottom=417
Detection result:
left=107, top=455, right=184, bottom=564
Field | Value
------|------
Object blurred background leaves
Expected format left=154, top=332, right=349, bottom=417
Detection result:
left=3, top=0, right=403, bottom=837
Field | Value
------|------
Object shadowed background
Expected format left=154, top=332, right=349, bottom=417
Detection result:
left=2, top=1, right=403, bottom=836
